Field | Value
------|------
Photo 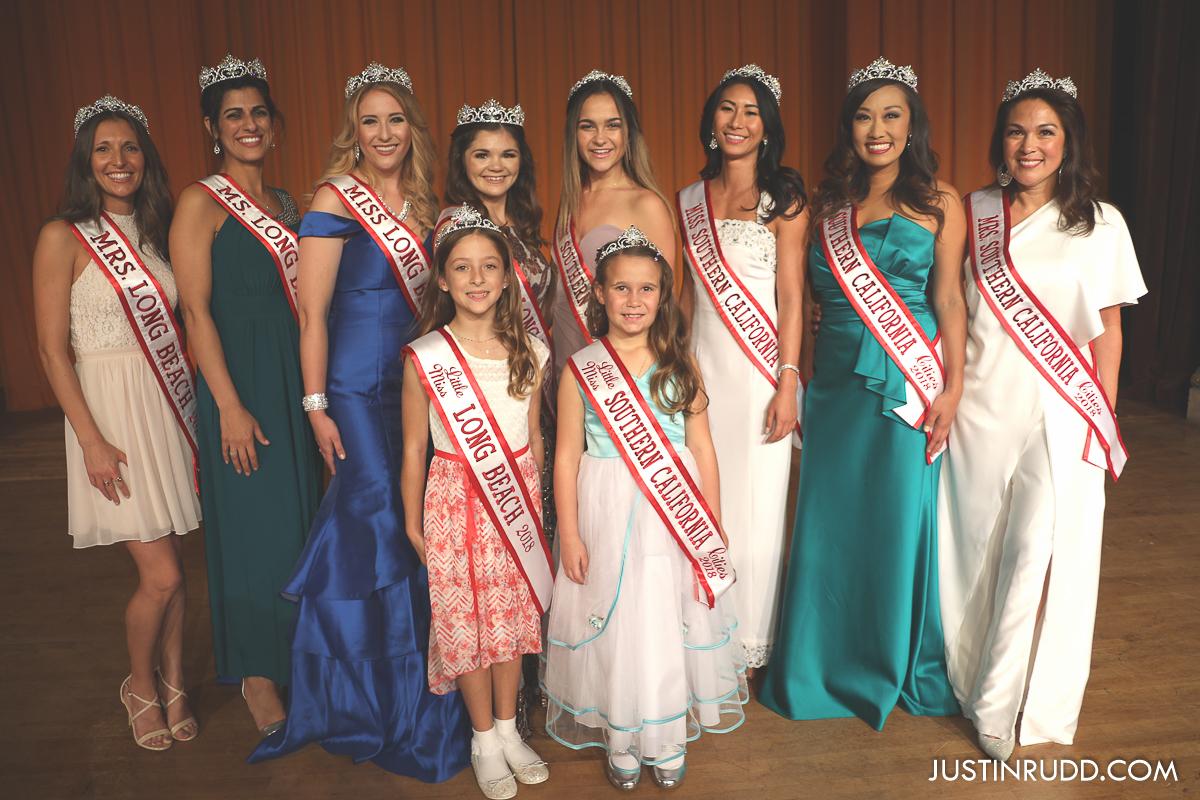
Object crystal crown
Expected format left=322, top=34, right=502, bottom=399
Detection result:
left=74, top=95, right=149, bottom=138
left=596, top=225, right=661, bottom=264
left=435, top=205, right=503, bottom=249
left=345, top=62, right=413, bottom=98
left=848, top=57, right=918, bottom=92
left=569, top=70, right=633, bottom=100
left=199, top=54, right=268, bottom=90
left=721, top=64, right=782, bottom=104
left=457, top=98, right=524, bottom=127
left=1002, top=68, right=1078, bottom=103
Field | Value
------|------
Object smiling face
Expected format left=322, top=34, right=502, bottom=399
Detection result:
left=356, top=88, right=411, bottom=175
left=437, top=232, right=509, bottom=320
left=852, top=84, right=911, bottom=170
left=576, top=91, right=626, bottom=178
left=465, top=127, right=520, bottom=203
left=713, top=82, right=764, bottom=158
left=90, top=119, right=144, bottom=212
left=208, top=87, right=273, bottom=163
left=595, top=255, right=661, bottom=338
left=1003, top=98, right=1065, bottom=193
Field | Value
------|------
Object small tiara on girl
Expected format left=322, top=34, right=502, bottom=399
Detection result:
left=457, top=98, right=524, bottom=127
left=721, top=64, right=782, bottom=104
left=199, top=54, right=268, bottom=90
left=74, top=95, right=149, bottom=138
left=596, top=226, right=662, bottom=263
left=435, top=205, right=503, bottom=249
left=569, top=69, right=634, bottom=100
left=345, top=62, right=413, bottom=98
left=848, top=57, right=918, bottom=92
left=1002, top=68, right=1078, bottom=102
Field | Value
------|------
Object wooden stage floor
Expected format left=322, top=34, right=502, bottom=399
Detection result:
left=1, top=400, right=1196, bottom=799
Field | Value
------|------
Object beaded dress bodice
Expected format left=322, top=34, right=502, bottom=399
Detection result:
left=714, top=192, right=776, bottom=271
left=69, top=212, right=178, bottom=352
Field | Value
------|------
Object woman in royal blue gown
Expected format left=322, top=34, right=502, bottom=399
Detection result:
left=248, top=63, right=470, bottom=780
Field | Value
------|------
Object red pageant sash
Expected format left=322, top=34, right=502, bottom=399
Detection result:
left=71, top=215, right=199, bottom=460
left=966, top=188, right=1127, bottom=478
left=437, top=206, right=557, bottom=423
left=405, top=329, right=554, bottom=612
left=677, top=180, right=803, bottom=437
left=197, top=174, right=300, bottom=320
left=552, top=215, right=595, bottom=345
left=569, top=340, right=734, bottom=608
left=325, top=174, right=431, bottom=315
left=819, top=206, right=946, bottom=460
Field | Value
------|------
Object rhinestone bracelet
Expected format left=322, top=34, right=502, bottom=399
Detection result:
left=301, top=393, right=329, bottom=412
left=776, top=364, right=800, bottom=379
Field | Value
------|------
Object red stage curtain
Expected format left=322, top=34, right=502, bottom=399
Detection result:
left=0, top=0, right=1110, bottom=410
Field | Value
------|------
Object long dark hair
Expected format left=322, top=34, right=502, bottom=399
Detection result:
left=698, top=76, right=806, bottom=222
left=446, top=122, right=544, bottom=247
left=416, top=227, right=539, bottom=400
left=811, top=78, right=945, bottom=235
left=989, top=88, right=1101, bottom=235
left=585, top=246, right=703, bottom=416
left=200, top=75, right=285, bottom=167
left=51, top=112, right=173, bottom=260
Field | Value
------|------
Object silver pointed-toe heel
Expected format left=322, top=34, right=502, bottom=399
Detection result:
left=977, top=732, right=1015, bottom=762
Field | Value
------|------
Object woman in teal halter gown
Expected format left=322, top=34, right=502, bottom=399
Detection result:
left=759, top=59, right=968, bottom=729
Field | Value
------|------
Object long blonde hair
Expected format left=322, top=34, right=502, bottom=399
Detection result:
left=313, top=82, right=439, bottom=233
left=556, top=83, right=672, bottom=237
left=416, top=228, right=539, bottom=400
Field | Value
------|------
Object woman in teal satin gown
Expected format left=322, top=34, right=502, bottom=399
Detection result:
left=759, top=58, right=968, bottom=729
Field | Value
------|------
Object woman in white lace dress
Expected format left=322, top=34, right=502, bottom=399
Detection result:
left=33, top=99, right=201, bottom=751
left=679, top=66, right=807, bottom=673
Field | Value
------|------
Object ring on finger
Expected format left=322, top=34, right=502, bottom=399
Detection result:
left=103, top=480, right=112, bottom=486
left=116, top=477, right=123, bottom=483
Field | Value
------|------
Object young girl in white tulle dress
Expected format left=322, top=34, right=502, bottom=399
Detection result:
left=542, top=227, right=748, bottom=790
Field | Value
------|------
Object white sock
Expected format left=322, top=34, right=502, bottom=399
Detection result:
left=472, top=727, right=513, bottom=784
left=495, top=716, right=544, bottom=767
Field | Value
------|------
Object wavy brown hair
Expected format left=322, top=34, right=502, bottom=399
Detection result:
left=445, top=122, right=545, bottom=248
left=312, top=82, right=439, bottom=233
left=416, top=228, right=539, bottom=399
left=989, top=87, right=1102, bottom=235
left=585, top=246, right=704, bottom=415
left=556, top=81, right=672, bottom=237
left=51, top=112, right=173, bottom=260
left=811, top=78, right=945, bottom=236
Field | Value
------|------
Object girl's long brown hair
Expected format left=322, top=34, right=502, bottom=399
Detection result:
left=51, top=112, right=173, bottom=260
left=416, top=228, right=539, bottom=399
left=585, top=246, right=704, bottom=415
left=445, top=122, right=545, bottom=248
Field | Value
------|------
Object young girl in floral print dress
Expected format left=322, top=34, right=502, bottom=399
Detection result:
left=401, top=208, right=553, bottom=800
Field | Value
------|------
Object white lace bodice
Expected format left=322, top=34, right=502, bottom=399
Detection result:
left=429, top=331, right=551, bottom=452
left=713, top=192, right=776, bottom=271
left=69, top=213, right=178, bottom=353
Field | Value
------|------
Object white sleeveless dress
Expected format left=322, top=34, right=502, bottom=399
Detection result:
left=65, top=212, right=201, bottom=547
left=689, top=194, right=793, bottom=668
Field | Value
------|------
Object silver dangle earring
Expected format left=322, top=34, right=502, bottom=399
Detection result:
left=213, top=141, right=221, bottom=155
left=907, top=133, right=913, bottom=147
left=997, top=165, right=1013, bottom=187
left=709, top=134, right=718, bottom=150
left=761, top=136, right=768, bottom=146
left=354, top=144, right=361, bottom=161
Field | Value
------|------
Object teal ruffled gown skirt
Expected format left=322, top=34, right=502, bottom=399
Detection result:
left=759, top=215, right=959, bottom=729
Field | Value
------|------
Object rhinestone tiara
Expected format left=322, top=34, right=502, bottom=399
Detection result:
left=1002, top=68, right=1078, bottom=103
left=457, top=98, right=524, bottom=127
left=74, top=95, right=149, bottom=138
left=721, top=64, right=781, bottom=104
left=345, top=62, right=413, bottom=99
left=569, top=69, right=633, bottom=100
left=848, top=57, right=918, bottom=92
left=435, top=205, right=503, bottom=249
left=199, top=54, right=268, bottom=91
left=596, top=225, right=662, bottom=264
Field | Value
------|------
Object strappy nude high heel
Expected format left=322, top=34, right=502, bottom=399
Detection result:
left=119, top=675, right=172, bottom=751
left=155, top=668, right=198, bottom=741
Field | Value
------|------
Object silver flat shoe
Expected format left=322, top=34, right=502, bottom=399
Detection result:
left=651, top=760, right=686, bottom=789
left=606, top=751, right=641, bottom=790
left=977, top=732, right=1015, bottom=762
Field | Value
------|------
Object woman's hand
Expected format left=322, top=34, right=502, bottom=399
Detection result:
left=81, top=437, right=130, bottom=504
left=764, top=374, right=799, bottom=443
left=923, top=389, right=961, bottom=458
left=559, top=535, right=589, bottom=585
left=220, top=405, right=269, bottom=475
left=407, top=529, right=428, bottom=566
left=308, top=410, right=345, bottom=474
